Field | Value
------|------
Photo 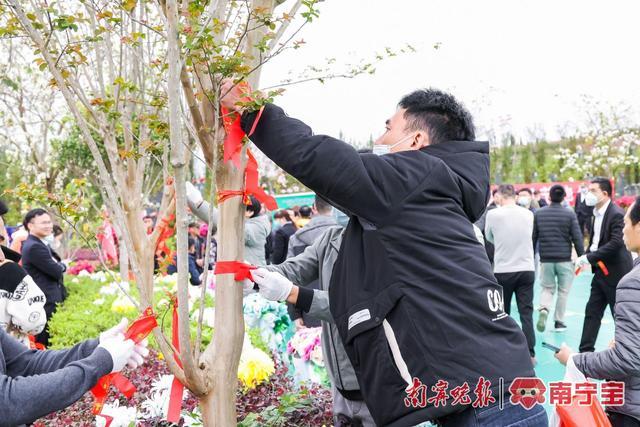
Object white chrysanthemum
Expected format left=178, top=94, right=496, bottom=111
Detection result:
left=95, top=400, right=137, bottom=427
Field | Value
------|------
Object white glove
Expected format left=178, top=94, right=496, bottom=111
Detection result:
left=575, top=255, right=590, bottom=268
left=250, top=268, right=293, bottom=302
left=98, top=334, right=135, bottom=373
left=243, top=278, right=256, bottom=297
left=186, top=182, right=204, bottom=207
left=127, top=338, right=150, bottom=369
left=100, top=318, right=128, bottom=344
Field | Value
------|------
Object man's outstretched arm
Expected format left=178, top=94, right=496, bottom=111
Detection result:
left=0, top=330, right=112, bottom=426
left=239, top=103, right=425, bottom=225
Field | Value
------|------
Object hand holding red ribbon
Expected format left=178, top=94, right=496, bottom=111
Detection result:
left=92, top=308, right=158, bottom=425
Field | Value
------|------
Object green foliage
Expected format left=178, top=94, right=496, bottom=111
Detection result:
left=238, top=389, right=315, bottom=427
left=48, top=276, right=129, bottom=349
left=247, top=327, right=270, bottom=354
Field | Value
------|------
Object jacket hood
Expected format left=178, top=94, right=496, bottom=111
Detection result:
left=422, top=140, right=490, bottom=223
left=295, top=215, right=337, bottom=246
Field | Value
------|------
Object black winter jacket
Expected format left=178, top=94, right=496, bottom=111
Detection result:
left=242, top=104, right=534, bottom=426
left=271, top=222, right=296, bottom=265
left=533, top=203, right=584, bottom=262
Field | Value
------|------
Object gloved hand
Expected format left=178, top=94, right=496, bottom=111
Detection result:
left=100, top=318, right=129, bottom=344
left=250, top=268, right=293, bottom=302
left=98, top=334, right=135, bottom=373
left=127, top=338, right=150, bottom=369
left=575, top=255, right=590, bottom=268
left=186, top=182, right=204, bottom=207
left=243, top=278, right=256, bottom=297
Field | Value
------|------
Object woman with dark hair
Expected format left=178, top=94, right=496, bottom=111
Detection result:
left=270, top=209, right=297, bottom=265
left=244, top=196, right=271, bottom=266
left=556, top=195, right=640, bottom=426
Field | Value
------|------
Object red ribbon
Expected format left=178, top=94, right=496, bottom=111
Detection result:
left=218, top=189, right=250, bottom=205
left=91, top=308, right=158, bottom=422
left=28, top=335, right=46, bottom=350
left=575, top=260, right=610, bottom=276
left=597, top=260, right=609, bottom=276
left=214, top=260, right=256, bottom=281
left=246, top=149, right=278, bottom=210
left=220, top=102, right=277, bottom=211
left=167, top=296, right=184, bottom=423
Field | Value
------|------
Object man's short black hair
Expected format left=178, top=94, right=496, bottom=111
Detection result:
left=591, top=177, right=613, bottom=197
left=314, top=195, right=333, bottom=214
left=518, top=188, right=533, bottom=196
left=299, top=205, right=312, bottom=218
left=398, top=88, right=475, bottom=145
left=549, top=185, right=566, bottom=203
left=498, top=184, right=516, bottom=199
left=188, top=222, right=198, bottom=229
left=53, top=224, right=63, bottom=236
left=23, top=208, right=49, bottom=230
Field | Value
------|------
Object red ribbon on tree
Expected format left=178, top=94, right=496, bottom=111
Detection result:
left=219, top=102, right=277, bottom=211
left=166, top=294, right=185, bottom=423
left=214, top=260, right=257, bottom=281
left=92, top=307, right=158, bottom=426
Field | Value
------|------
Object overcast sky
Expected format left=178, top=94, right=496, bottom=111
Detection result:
left=259, top=0, right=640, bottom=145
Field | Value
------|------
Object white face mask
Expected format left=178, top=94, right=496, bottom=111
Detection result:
left=372, top=133, right=415, bottom=156
left=517, top=197, right=531, bottom=208
left=584, top=192, right=599, bottom=207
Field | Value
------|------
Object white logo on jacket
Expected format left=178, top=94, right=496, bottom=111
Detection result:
left=487, top=289, right=508, bottom=321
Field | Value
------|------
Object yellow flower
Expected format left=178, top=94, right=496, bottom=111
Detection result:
left=110, top=296, right=136, bottom=314
left=237, top=347, right=275, bottom=391
left=157, top=352, right=164, bottom=360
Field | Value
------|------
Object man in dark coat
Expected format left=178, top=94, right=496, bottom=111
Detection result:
left=224, top=82, right=544, bottom=426
left=533, top=185, right=584, bottom=333
left=575, top=178, right=633, bottom=353
left=20, top=209, right=67, bottom=347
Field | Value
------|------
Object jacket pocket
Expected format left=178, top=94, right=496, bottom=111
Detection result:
left=343, top=296, right=418, bottom=425
left=382, top=318, right=414, bottom=388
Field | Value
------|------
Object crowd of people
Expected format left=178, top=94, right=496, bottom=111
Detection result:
left=1, top=82, right=640, bottom=426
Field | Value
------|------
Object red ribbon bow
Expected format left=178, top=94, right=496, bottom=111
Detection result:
left=92, top=308, right=158, bottom=426
left=220, top=102, right=277, bottom=211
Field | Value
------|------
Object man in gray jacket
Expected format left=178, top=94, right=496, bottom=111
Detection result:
left=285, top=195, right=337, bottom=330
left=255, top=225, right=374, bottom=426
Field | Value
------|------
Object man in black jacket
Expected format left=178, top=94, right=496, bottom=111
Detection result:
left=533, top=185, right=584, bottom=332
left=222, top=81, right=544, bottom=426
left=575, top=178, right=633, bottom=353
left=20, top=208, right=67, bottom=347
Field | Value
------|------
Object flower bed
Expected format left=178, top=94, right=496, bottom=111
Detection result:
left=39, top=272, right=334, bottom=425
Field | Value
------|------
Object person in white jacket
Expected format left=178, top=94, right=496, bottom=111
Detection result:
left=0, top=246, right=47, bottom=345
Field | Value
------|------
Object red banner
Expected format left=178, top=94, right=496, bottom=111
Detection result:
left=491, top=181, right=590, bottom=207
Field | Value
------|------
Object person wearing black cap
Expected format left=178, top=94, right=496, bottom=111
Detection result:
left=533, top=184, right=584, bottom=332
